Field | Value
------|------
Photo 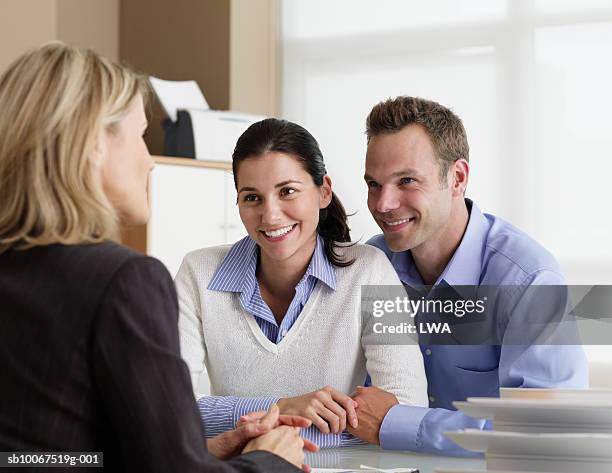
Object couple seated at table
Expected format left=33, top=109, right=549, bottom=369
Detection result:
left=177, top=100, right=589, bottom=455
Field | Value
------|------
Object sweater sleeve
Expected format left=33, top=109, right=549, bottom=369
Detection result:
left=176, top=254, right=210, bottom=398
left=197, top=395, right=361, bottom=448
left=361, top=249, right=429, bottom=407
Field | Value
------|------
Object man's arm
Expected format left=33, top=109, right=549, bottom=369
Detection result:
left=347, top=386, right=487, bottom=456
left=374, top=344, right=587, bottom=456
left=350, top=270, right=588, bottom=456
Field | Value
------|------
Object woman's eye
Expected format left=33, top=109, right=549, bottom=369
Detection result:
left=280, top=187, right=296, bottom=196
left=399, top=177, right=414, bottom=185
left=243, top=194, right=260, bottom=202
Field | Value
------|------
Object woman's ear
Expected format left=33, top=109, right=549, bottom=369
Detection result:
left=320, top=175, right=333, bottom=209
left=90, top=130, right=108, bottom=169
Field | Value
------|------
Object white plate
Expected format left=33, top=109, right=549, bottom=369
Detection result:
left=454, top=397, right=612, bottom=432
left=436, top=470, right=548, bottom=473
left=501, top=387, right=612, bottom=400
left=444, top=429, right=612, bottom=458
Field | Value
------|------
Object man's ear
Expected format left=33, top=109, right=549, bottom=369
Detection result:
left=320, top=175, right=333, bottom=208
left=451, top=159, right=469, bottom=196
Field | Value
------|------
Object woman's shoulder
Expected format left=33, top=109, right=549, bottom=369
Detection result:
left=334, top=242, right=391, bottom=264
left=24, top=240, right=150, bottom=278
left=329, top=243, right=401, bottom=289
left=67, top=241, right=172, bottom=284
left=175, top=244, right=234, bottom=283
left=3, top=241, right=171, bottom=308
left=332, top=242, right=398, bottom=279
left=181, top=244, right=233, bottom=267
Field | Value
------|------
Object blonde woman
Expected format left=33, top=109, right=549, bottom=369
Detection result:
left=0, top=43, right=313, bottom=472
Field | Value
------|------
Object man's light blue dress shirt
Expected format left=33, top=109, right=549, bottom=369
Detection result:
left=368, top=199, right=589, bottom=456
left=198, top=235, right=361, bottom=448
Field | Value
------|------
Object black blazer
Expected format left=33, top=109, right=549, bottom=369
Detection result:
left=0, top=242, right=297, bottom=472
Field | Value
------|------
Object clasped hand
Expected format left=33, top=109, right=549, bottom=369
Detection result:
left=207, top=404, right=318, bottom=472
left=277, top=385, right=359, bottom=434
left=271, top=385, right=399, bottom=447
left=347, top=386, right=399, bottom=445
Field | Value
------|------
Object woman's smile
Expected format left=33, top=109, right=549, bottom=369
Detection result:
left=260, top=223, right=298, bottom=242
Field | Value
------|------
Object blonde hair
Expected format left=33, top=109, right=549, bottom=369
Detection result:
left=0, top=42, right=149, bottom=253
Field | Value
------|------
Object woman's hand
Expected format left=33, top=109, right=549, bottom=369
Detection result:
left=243, top=425, right=318, bottom=472
left=207, top=404, right=318, bottom=460
left=277, top=386, right=358, bottom=434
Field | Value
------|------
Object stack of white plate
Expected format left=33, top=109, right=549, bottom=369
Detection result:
left=438, top=388, right=612, bottom=473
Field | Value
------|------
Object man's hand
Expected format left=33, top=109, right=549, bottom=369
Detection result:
left=277, top=386, right=358, bottom=434
left=207, top=404, right=317, bottom=460
left=347, top=386, right=398, bottom=445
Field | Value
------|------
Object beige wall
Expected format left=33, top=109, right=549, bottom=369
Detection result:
left=57, top=0, right=119, bottom=62
left=0, top=0, right=118, bottom=74
left=120, top=0, right=231, bottom=155
left=0, top=0, right=274, bottom=150
left=230, top=0, right=279, bottom=116
left=0, top=0, right=57, bottom=73
left=0, top=0, right=275, bottom=254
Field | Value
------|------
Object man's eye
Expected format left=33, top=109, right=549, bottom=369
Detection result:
left=280, top=187, right=296, bottom=196
left=366, top=181, right=380, bottom=189
left=399, top=177, right=414, bottom=185
left=243, top=194, right=260, bottom=202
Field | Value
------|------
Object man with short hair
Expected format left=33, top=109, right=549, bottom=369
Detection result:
left=348, top=96, right=588, bottom=455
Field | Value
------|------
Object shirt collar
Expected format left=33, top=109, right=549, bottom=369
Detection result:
left=389, top=199, right=488, bottom=292
left=208, top=234, right=336, bottom=293
left=306, top=235, right=337, bottom=291
left=436, top=199, right=488, bottom=288
left=388, top=250, right=425, bottom=287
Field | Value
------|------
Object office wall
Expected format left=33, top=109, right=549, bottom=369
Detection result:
left=57, top=0, right=119, bottom=62
left=0, top=0, right=118, bottom=73
left=0, top=1, right=57, bottom=72
left=120, top=0, right=231, bottom=155
left=1, top=0, right=268, bottom=151
left=230, top=0, right=279, bottom=116
left=0, top=0, right=265, bottom=251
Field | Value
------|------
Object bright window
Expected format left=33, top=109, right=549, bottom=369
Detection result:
left=281, top=0, right=612, bottom=285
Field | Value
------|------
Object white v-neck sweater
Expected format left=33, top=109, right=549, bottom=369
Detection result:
left=176, top=243, right=428, bottom=407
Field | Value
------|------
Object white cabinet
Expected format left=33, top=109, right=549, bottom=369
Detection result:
left=144, top=157, right=245, bottom=277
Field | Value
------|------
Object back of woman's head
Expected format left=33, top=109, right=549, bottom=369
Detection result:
left=0, top=42, right=147, bottom=252
left=232, top=118, right=354, bottom=267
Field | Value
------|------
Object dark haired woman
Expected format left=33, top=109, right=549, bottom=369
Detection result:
left=176, top=119, right=428, bottom=448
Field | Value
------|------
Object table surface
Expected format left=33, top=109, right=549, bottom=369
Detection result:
left=307, top=444, right=485, bottom=473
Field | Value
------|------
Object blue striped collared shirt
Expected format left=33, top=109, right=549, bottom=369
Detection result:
left=197, top=235, right=362, bottom=448
left=207, top=234, right=335, bottom=343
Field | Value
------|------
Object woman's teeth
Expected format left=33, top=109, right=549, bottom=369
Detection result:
left=264, top=225, right=295, bottom=237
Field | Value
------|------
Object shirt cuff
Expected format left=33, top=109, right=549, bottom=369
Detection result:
left=379, top=404, right=430, bottom=451
left=232, top=397, right=280, bottom=427
left=197, top=395, right=237, bottom=438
